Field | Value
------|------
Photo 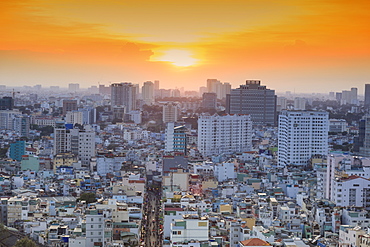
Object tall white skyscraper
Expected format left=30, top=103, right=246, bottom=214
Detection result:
left=142, top=81, right=155, bottom=105
left=197, top=114, right=252, bottom=156
left=278, top=110, right=329, bottom=167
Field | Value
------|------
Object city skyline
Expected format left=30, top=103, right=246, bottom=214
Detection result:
left=1, top=0, right=370, bottom=93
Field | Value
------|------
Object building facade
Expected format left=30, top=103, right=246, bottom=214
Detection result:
left=365, top=84, right=370, bottom=107
left=165, top=122, right=187, bottom=154
left=63, top=100, right=78, bottom=115
left=202, top=92, right=217, bottom=110
left=197, top=114, right=252, bottom=157
left=111, top=82, right=137, bottom=112
left=278, top=111, right=329, bottom=167
left=226, top=80, right=276, bottom=125
left=163, top=102, right=179, bottom=123
left=142, top=81, right=155, bottom=105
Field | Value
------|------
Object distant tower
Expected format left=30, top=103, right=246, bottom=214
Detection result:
left=202, top=93, right=217, bottom=110
left=111, top=82, right=137, bottom=112
left=68, top=83, right=80, bottom=91
left=365, top=84, right=370, bottom=107
left=154, top=80, right=160, bottom=90
left=294, top=97, right=306, bottom=110
left=0, top=97, right=14, bottom=110
left=62, top=100, right=77, bottom=115
left=163, top=103, right=179, bottom=123
left=206, top=79, right=230, bottom=99
left=142, top=81, right=155, bottom=105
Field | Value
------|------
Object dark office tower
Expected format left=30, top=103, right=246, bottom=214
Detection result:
left=226, top=80, right=277, bottom=125
left=365, top=84, right=370, bottom=107
left=111, top=82, right=137, bottom=112
left=202, top=92, right=217, bottom=109
left=63, top=100, right=77, bottom=115
left=354, top=115, right=370, bottom=157
left=0, top=97, right=14, bottom=110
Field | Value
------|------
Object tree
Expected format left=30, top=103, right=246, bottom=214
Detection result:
left=13, top=237, right=38, bottom=247
left=77, top=192, right=97, bottom=204
left=0, top=147, right=8, bottom=158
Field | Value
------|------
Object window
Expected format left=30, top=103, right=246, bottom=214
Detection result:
left=198, top=222, right=207, bottom=227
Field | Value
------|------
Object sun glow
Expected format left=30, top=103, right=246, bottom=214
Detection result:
left=155, top=49, right=197, bottom=67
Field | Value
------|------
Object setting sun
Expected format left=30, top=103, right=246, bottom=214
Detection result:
left=154, top=49, right=197, bottom=67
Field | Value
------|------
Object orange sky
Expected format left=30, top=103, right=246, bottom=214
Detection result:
left=1, top=0, right=370, bottom=93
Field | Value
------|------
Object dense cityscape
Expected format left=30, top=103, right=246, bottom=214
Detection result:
left=0, top=80, right=370, bottom=247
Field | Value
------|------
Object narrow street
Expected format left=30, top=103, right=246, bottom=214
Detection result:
left=140, top=177, right=163, bottom=246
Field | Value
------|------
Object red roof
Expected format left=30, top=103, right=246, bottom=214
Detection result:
left=240, top=238, right=271, bottom=246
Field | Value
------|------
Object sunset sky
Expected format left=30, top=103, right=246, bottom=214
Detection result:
left=1, top=0, right=370, bottom=93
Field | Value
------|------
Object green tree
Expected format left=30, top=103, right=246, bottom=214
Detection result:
left=13, top=237, right=38, bottom=247
left=0, top=147, right=8, bottom=158
left=77, top=192, right=97, bottom=204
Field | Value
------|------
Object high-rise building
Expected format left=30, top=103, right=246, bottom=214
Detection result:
left=111, top=82, right=137, bottom=112
left=294, top=97, right=306, bottom=110
left=98, top=84, right=111, bottom=95
left=66, top=111, right=83, bottom=125
left=199, top=86, right=208, bottom=97
left=142, top=81, right=155, bottom=105
left=171, top=89, right=181, bottom=97
left=68, top=83, right=80, bottom=91
left=79, top=107, right=97, bottom=125
left=278, top=110, right=329, bottom=167
left=0, top=97, right=14, bottom=110
left=276, top=97, right=287, bottom=112
left=202, top=92, right=217, bottom=109
left=62, top=100, right=77, bottom=115
left=0, top=110, right=20, bottom=130
left=154, top=80, right=160, bottom=90
left=53, top=122, right=69, bottom=155
left=197, top=114, right=252, bottom=156
left=365, top=84, right=370, bottom=107
left=53, top=123, right=95, bottom=166
left=207, top=79, right=219, bottom=93
left=9, top=140, right=26, bottom=161
left=340, top=87, right=358, bottom=105
left=354, top=115, right=370, bottom=157
left=226, top=80, right=277, bottom=125
left=165, top=122, right=187, bottom=154
left=163, top=102, right=179, bottom=123
left=13, top=115, right=30, bottom=138
left=72, top=126, right=96, bottom=166
left=206, top=79, right=231, bottom=99
left=336, top=92, right=342, bottom=102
